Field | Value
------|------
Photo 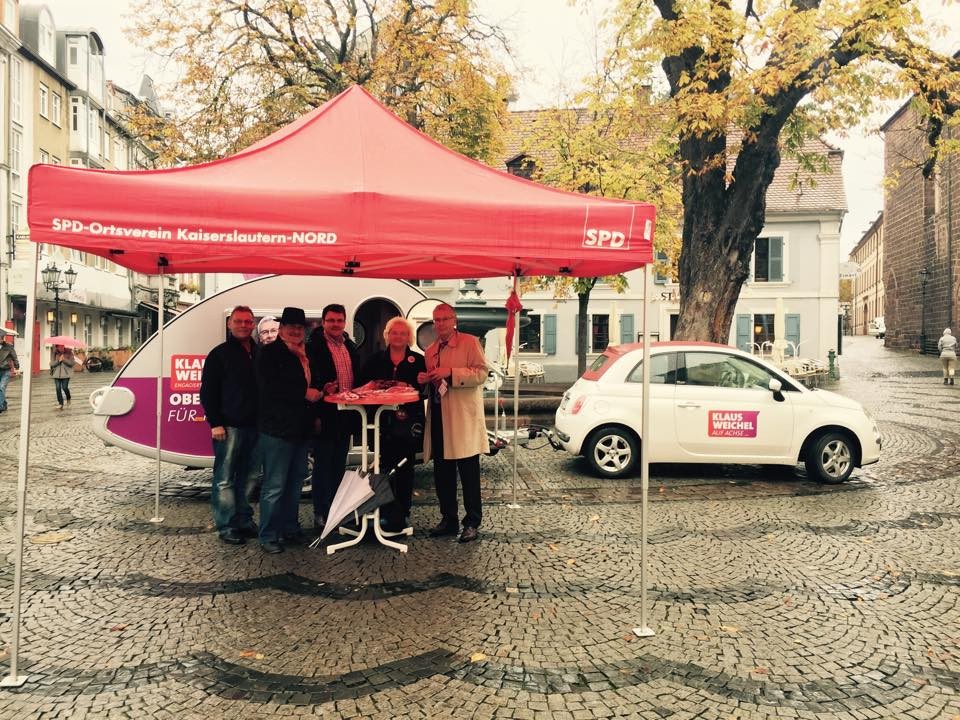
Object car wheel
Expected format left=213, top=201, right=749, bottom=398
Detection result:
left=804, top=431, right=854, bottom=483
left=585, top=427, right=639, bottom=478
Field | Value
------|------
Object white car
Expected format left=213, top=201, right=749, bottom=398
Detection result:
left=553, top=342, right=881, bottom=482
left=867, top=317, right=885, bottom=339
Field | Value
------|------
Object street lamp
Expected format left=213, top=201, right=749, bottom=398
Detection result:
left=919, top=266, right=930, bottom=354
left=41, top=262, right=78, bottom=335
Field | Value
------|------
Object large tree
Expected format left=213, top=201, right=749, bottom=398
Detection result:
left=127, top=0, right=512, bottom=165
left=517, top=81, right=683, bottom=374
left=604, top=0, right=960, bottom=342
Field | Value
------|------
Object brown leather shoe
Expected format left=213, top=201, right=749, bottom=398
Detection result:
left=428, top=521, right=458, bottom=538
left=458, top=526, right=479, bottom=543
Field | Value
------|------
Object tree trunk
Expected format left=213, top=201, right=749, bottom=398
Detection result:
left=672, top=129, right=783, bottom=343
left=577, top=290, right=591, bottom=376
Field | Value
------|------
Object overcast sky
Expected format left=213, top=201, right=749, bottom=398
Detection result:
left=40, top=0, right=960, bottom=255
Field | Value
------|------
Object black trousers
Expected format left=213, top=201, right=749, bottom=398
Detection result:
left=431, top=404, right=482, bottom=529
left=380, top=435, right=415, bottom=527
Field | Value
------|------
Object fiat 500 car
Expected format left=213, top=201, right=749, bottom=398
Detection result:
left=553, top=342, right=881, bottom=482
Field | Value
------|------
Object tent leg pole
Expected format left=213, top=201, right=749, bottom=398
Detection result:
left=633, top=263, right=655, bottom=639
left=3, top=244, right=40, bottom=687
left=150, top=272, right=164, bottom=524
left=508, top=277, right=521, bottom=509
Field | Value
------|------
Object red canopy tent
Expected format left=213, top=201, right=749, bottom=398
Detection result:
left=28, top=86, right=654, bottom=278
left=6, top=86, right=657, bottom=686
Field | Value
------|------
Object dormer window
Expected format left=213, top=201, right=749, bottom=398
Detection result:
left=506, top=154, right=537, bottom=180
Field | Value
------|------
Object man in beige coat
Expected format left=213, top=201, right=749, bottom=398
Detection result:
left=418, top=303, right=489, bottom=542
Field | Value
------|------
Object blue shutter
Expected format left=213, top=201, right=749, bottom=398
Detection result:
left=543, top=314, right=557, bottom=355
left=785, top=314, right=800, bottom=356
left=769, top=238, right=784, bottom=281
left=736, top=314, right=752, bottom=352
left=620, top=314, right=635, bottom=344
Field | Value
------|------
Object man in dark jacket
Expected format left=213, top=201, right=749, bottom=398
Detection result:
left=307, top=303, right=359, bottom=529
left=256, top=306, right=321, bottom=553
left=199, top=306, right=259, bottom=545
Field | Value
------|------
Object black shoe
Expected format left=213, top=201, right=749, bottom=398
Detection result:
left=260, top=541, right=284, bottom=554
left=951, top=379, right=955, bottom=386
left=945, top=378, right=949, bottom=385
left=218, top=529, right=246, bottom=545
left=458, top=526, right=479, bottom=543
left=238, top=525, right=259, bottom=539
left=429, top=521, right=458, bottom=538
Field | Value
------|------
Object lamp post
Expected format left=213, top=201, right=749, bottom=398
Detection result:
left=41, top=262, right=78, bottom=335
left=919, top=266, right=930, bottom=354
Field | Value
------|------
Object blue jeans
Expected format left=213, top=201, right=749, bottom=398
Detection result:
left=0, top=370, right=9, bottom=410
left=211, top=426, right=259, bottom=533
left=259, top=434, right=308, bottom=543
left=54, top=378, right=72, bottom=406
left=311, top=430, right=351, bottom=520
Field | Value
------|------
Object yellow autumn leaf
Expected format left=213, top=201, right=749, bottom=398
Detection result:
left=719, top=625, right=739, bottom=634
left=470, top=652, right=487, bottom=662
left=30, top=531, right=74, bottom=545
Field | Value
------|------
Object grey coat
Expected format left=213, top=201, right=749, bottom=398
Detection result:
left=51, top=350, right=76, bottom=379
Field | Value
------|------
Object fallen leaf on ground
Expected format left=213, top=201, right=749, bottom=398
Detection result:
left=719, top=626, right=739, bottom=634
left=505, top=587, right=518, bottom=594
left=531, top=612, right=541, bottom=620
left=109, top=624, right=127, bottom=632
left=566, top=559, right=576, bottom=566
left=239, top=650, right=265, bottom=660
left=941, top=570, right=960, bottom=577
left=470, top=652, right=487, bottom=663
left=590, top=515, right=600, bottom=522
left=752, top=667, right=768, bottom=674
left=547, top=544, right=558, bottom=552
left=29, top=531, right=74, bottom=545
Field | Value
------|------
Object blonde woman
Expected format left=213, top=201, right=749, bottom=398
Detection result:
left=358, top=317, right=426, bottom=532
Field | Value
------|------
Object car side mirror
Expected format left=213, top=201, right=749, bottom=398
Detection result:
left=768, top=378, right=785, bottom=402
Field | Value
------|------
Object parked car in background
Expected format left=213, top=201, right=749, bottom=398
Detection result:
left=868, top=317, right=885, bottom=339
left=553, top=342, right=882, bottom=483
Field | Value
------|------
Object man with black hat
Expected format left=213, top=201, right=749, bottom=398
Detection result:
left=199, top=305, right=259, bottom=545
left=255, top=306, right=321, bottom=553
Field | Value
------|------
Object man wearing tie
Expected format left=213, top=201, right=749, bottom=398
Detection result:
left=417, top=303, right=489, bottom=543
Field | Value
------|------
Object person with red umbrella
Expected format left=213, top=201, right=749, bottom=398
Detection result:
left=50, top=343, right=76, bottom=410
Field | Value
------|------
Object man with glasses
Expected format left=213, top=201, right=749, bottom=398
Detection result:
left=200, top=305, right=260, bottom=545
left=307, top=303, right=359, bottom=531
left=417, top=303, right=489, bottom=542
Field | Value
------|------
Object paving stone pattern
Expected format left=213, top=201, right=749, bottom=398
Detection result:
left=0, top=336, right=959, bottom=719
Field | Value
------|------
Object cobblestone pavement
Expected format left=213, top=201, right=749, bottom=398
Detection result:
left=0, top=336, right=958, bottom=719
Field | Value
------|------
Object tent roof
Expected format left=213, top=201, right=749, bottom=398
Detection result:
left=28, top=86, right=654, bottom=278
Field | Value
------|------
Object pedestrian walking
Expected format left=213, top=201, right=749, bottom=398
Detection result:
left=0, top=329, right=19, bottom=414
left=50, top=344, right=75, bottom=409
left=938, top=327, right=957, bottom=385
left=417, top=303, right=489, bottom=543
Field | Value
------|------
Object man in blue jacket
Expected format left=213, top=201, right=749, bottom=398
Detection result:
left=199, top=306, right=259, bottom=545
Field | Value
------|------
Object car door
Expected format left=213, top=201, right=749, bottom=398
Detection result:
left=622, top=351, right=678, bottom=461
left=673, top=350, right=795, bottom=461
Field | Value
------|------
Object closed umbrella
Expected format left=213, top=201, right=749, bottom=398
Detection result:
left=318, top=469, right=374, bottom=540
left=355, top=459, right=407, bottom=516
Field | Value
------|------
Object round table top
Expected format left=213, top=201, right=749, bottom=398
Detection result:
left=325, top=390, right=421, bottom=405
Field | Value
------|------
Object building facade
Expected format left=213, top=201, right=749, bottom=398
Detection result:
left=849, top=212, right=884, bottom=335
left=881, top=101, right=960, bottom=352
left=1, top=2, right=181, bottom=371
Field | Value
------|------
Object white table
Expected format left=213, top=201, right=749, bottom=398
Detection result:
left=315, top=391, right=418, bottom=555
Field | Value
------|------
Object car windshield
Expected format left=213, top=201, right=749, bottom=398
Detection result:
left=683, top=352, right=780, bottom=390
